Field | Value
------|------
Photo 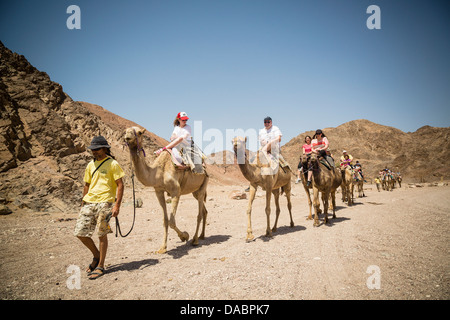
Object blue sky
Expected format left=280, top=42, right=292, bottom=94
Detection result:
left=1, top=0, right=449, bottom=151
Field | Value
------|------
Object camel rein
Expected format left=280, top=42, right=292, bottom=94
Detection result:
left=114, top=170, right=137, bottom=238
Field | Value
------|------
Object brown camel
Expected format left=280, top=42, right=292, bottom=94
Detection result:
left=355, top=176, right=365, bottom=198
left=309, top=153, right=342, bottom=227
left=232, top=137, right=294, bottom=241
left=124, top=127, right=209, bottom=253
left=340, top=166, right=354, bottom=206
left=298, top=154, right=322, bottom=220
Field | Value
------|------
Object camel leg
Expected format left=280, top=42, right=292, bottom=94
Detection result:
left=271, top=189, right=281, bottom=233
left=155, top=190, right=169, bottom=254
left=284, top=184, right=294, bottom=227
left=265, top=189, right=273, bottom=238
left=200, top=205, right=208, bottom=240
left=191, top=192, right=203, bottom=246
left=349, top=184, right=354, bottom=205
left=331, top=190, right=337, bottom=219
left=245, top=185, right=257, bottom=242
left=313, top=187, right=321, bottom=227
left=168, top=195, right=190, bottom=243
left=304, top=183, right=313, bottom=220
left=200, top=180, right=209, bottom=239
left=322, top=192, right=329, bottom=225
left=192, top=189, right=207, bottom=246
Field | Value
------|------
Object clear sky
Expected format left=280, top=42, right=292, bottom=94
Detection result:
left=1, top=0, right=449, bottom=151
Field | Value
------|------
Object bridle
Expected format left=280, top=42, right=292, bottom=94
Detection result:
left=125, top=128, right=146, bottom=157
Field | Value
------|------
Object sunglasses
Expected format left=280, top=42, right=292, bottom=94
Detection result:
left=264, top=121, right=271, bottom=124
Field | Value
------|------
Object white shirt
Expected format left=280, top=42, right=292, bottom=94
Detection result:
left=259, top=125, right=282, bottom=148
left=171, top=125, right=192, bottom=163
left=171, top=125, right=192, bottom=150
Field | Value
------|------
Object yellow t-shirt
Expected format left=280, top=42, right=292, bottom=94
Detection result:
left=83, top=157, right=125, bottom=203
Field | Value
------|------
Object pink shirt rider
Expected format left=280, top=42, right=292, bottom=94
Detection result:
left=303, top=143, right=312, bottom=155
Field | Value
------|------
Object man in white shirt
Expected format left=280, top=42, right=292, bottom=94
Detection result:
left=259, top=116, right=282, bottom=153
left=258, top=116, right=283, bottom=174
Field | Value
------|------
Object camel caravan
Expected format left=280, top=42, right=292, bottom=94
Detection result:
left=375, top=168, right=402, bottom=192
left=121, top=114, right=401, bottom=252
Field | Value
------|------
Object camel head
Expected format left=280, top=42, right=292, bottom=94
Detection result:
left=309, top=152, right=319, bottom=168
left=232, top=136, right=247, bottom=153
left=232, top=136, right=247, bottom=164
left=299, top=154, right=309, bottom=168
left=124, top=126, right=146, bottom=151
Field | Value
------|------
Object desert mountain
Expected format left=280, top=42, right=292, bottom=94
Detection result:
left=1, top=41, right=448, bottom=215
left=281, top=120, right=450, bottom=182
left=0, top=42, right=168, bottom=213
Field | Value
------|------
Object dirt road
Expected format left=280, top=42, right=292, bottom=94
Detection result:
left=0, top=182, right=448, bottom=301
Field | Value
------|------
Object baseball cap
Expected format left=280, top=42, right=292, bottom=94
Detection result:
left=177, top=112, right=189, bottom=120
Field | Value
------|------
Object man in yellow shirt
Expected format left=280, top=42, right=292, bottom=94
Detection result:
left=73, top=135, right=124, bottom=280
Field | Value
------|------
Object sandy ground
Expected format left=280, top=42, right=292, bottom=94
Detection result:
left=0, top=181, right=449, bottom=301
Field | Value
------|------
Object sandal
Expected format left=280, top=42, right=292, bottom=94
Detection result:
left=88, top=267, right=105, bottom=280
left=86, top=257, right=99, bottom=273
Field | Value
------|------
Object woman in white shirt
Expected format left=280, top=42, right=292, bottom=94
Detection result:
left=155, top=112, right=192, bottom=163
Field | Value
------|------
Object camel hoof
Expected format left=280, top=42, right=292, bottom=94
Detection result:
left=306, top=216, right=313, bottom=220
left=192, top=238, right=199, bottom=246
left=180, top=232, right=189, bottom=242
left=245, top=234, right=255, bottom=242
left=290, top=222, right=295, bottom=227
left=271, top=227, right=277, bottom=233
left=157, top=247, right=167, bottom=254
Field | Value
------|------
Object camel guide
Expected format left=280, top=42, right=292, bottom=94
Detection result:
left=73, top=135, right=125, bottom=280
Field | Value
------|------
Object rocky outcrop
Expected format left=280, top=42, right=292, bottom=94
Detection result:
left=282, top=119, right=450, bottom=182
left=0, top=42, right=165, bottom=214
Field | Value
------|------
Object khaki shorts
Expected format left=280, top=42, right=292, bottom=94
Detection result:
left=73, top=202, right=113, bottom=238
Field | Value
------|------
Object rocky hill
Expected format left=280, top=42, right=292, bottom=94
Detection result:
left=0, top=42, right=168, bottom=214
left=1, top=41, right=448, bottom=214
left=281, top=120, right=450, bottom=182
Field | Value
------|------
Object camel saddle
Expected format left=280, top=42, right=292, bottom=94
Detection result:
left=319, top=155, right=335, bottom=170
left=164, top=149, right=190, bottom=171
left=257, top=150, right=291, bottom=173
left=164, top=148, right=208, bottom=175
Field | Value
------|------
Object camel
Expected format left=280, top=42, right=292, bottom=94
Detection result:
left=355, top=177, right=365, bottom=197
left=124, top=127, right=209, bottom=253
left=232, top=137, right=294, bottom=241
left=340, top=166, right=354, bottom=206
left=298, top=155, right=323, bottom=220
left=309, top=153, right=342, bottom=227
left=382, top=172, right=394, bottom=191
